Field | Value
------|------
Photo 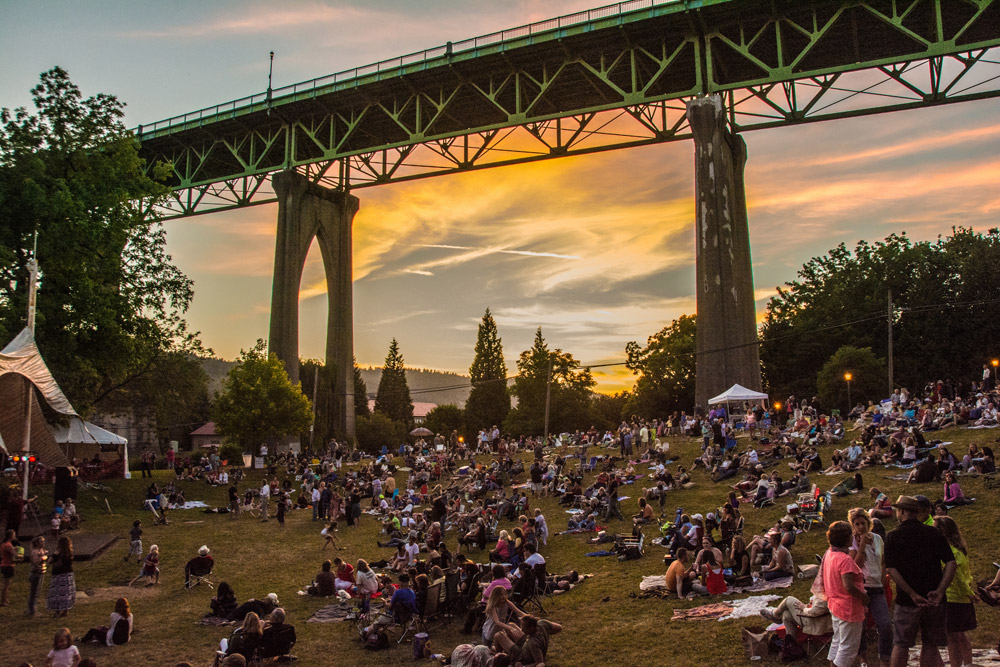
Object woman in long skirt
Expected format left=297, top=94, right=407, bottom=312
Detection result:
left=47, top=536, right=75, bottom=616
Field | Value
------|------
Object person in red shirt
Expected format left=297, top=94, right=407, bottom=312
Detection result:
left=1, top=529, right=17, bottom=606
left=822, top=521, right=869, bottom=667
left=333, top=557, right=355, bottom=592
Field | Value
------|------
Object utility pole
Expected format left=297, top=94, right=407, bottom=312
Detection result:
left=887, top=287, right=894, bottom=397
left=310, top=365, right=319, bottom=449
left=542, top=357, right=553, bottom=444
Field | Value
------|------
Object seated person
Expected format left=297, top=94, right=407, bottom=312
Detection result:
left=942, top=472, right=971, bottom=505
left=260, top=608, right=296, bottom=660
left=906, top=454, right=941, bottom=484
left=62, top=499, right=80, bottom=530
left=227, top=593, right=279, bottom=622
left=306, top=560, right=336, bottom=597
left=868, top=487, right=893, bottom=519
left=211, top=581, right=238, bottom=618
left=81, top=596, right=133, bottom=646
left=665, top=548, right=707, bottom=598
left=387, top=573, right=418, bottom=622
left=185, top=545, right=214, bottom=585
left=756, top=532, right=793, bottom=581
left=633, top=498, right=654, bottom=524
left=333, top=557, right=355, bottom=591
left=830, top=472, right=863, bottom=497
left=758, top=592, right=832, bottom=635
left=215, top=611, right=264, bottom=666
left=492, top=614, right=562, bottom=667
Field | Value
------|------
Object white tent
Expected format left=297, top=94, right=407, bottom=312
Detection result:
left=708, top=384, right=769, bottom=405
left=51, top=418, right=127, bottom=447
left=0, top=327, right=77, bottom=467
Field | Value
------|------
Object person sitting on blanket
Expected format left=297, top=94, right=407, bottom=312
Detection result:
left=906, top=453, right=941, bottom=484
left=942, top=472, right=971, bottom=506
left=726, top=536, right=752, bottom=586
left=210, top=581, right=238, bottom=618
left=755, top=532, right=794, bottom=581
left=226, top=593, right=278, bottom=622
left=664, top=548, right=708, bottom=598
left=567, top=510, right=597, bottom=532
left=492, top=613, right=562, bottom=667
left=693, top=537, right=723, bottom=572
left=633, top=498, right=654, bottom=524
left=306, top=560, right=336, bottom=597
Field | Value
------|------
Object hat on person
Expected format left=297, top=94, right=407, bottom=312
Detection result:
left=706, top=512, right=716, bottom=521
left=692, top=513, right=703, bottom=521
left=198, top=545, right=210, bottom=556
left=914, top=495, right=931, bottom=509
left=893, top=495, right=920, bottom=512
left=266, top=593, right=279, bottom=604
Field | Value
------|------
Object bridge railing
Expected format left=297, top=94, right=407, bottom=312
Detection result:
left=137, top=0, right=680, bottom=135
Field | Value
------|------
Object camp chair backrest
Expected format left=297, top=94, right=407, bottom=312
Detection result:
left=260, top=624, right=296, bottom=658
left=423, top=583, right=442, bottom=619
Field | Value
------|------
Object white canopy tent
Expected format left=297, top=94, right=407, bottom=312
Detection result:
left=708, top=384, right=769, bottom=405
left=52, top=417, right=128, bottom=473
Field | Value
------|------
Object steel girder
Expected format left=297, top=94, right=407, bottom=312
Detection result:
left=138, top=0, right=1000, bottom=219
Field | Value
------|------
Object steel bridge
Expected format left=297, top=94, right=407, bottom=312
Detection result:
left=138, top=0, right=1000, bottom=218
left=134, top=0, right=1000, bottom=436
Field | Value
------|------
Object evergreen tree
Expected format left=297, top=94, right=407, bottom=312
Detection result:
left=353, top=357, right=370, bottom=416
left=374, top=338, right=413, bottom=424
left=465, top=308, right=509, bottom=436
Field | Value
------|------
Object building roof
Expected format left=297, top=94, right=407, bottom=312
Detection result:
left=190, top=421, right=217, bottom=436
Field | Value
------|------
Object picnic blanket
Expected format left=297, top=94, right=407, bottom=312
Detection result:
left=906, top=648, right=1000, bottom=666
left=198, top=616, right=235, bottom=627
left=966, top=424, right=998, bottom=429
left=307, top=602, right=355, bottom=623
left=175, top=501, right=209, bottom=510
left=640, top=575, right=792, bottom=596
left=669, top=594, right=782, bottom=621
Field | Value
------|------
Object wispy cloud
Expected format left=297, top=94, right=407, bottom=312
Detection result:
left=121, top=4, right=372, bottom=39
left=802, top=124, right=1000, bottom=167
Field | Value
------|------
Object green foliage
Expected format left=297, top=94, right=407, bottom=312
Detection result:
left=465, top=308, right=510, bottom=438
left=423, top=404, right=465, bottom=437
left=213, top=340, right=313, bottom=454
left=374, top=338, right=413, bottom=424
left=504, top=327, right=596, bottom=436
left=591, top=391, right=630, bottom=431
left=0, top=67, right=203, bottom=415
left=354, top=358, right=370, bottom=417
left=354, top=411, right=407, bottom=454
left=624, top=314, right=696, bottom=418
left=760, top=229, right=1000, bottom=400
left=219, top=442, right=244, bottom=465
left=816, top=346, right=887, bottom=414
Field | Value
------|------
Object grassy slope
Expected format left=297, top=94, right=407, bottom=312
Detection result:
left=1, top=426, right=997, bottom=666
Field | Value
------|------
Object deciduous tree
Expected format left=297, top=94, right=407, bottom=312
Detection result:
left=624, top=315, right=696, bottom=418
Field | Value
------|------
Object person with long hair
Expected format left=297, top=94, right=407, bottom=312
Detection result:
left=848, top=508, right=892, bottom=667
left=82, top=596, right=133, bottom=645
left=482, top=586, right=526, bottom=645
left=47, top=535, right=75, bottom=617
left=217, top=611, right=264, bottom=664
left=211, top=581, right=238, bottom=618
left=934, top=516, right=976, bottom=667
left=46, top=627, right=80, bottom=667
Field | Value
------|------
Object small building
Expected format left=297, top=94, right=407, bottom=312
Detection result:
left=190, top=422, right=222, bottom=450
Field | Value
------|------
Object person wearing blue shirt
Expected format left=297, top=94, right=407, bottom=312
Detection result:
left=388, top=573, right=417, bottom=622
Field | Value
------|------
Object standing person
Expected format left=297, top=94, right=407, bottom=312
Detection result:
left=141, top=447, right=154, bottom=478
left=126, top=519, right=143, bottom=562
left=823, top=521, right=870, bottom=667
left=348, top=489, right=361, bottom=527
left=47, top=535, right=75, bottom=617
left=259, top=479, right=270, bottom=522
left=276, top=489, right=287, bottom=527
left=885, top=495, right=956, bottom=667
left=848, top=508, right=892, bottom=667
left=1, top=529, right=16, bottom=606
left=27, top=535, right=48, bottom=616
left=4, top=487, right=34, bottom=537
left=933, top=516, right=976, bottom=667
left=228, top=481, right=240, bottom=519
left=533, top=509, right=548, bottom=547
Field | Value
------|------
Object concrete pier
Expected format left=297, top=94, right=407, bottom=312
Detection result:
left=686, top=96, right=762, bottom=409
left=268, top=170, right=359, bottom=438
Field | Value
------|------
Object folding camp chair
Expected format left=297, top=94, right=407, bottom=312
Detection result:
left=580, top=456, right=598, bottom=473
left=184, top=557, right=215, bottom=590
left=801, top=495, right=827, bottom=531
left=419, top=582, right=444, bottom=630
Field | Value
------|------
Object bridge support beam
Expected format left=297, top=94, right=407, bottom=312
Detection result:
left=269, top=170, right=360, bottom=441
left=686, top=95, right=762, bottom=410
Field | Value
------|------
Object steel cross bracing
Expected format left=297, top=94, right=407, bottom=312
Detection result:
left=138, top=0, right=1000, bottom=219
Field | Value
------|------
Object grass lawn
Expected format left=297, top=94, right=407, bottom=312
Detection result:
left=1, top=425, right=998, bottom=666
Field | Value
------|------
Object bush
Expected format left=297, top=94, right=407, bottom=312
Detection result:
left=219, top=442, right=244, bottom=467
left=355, top=413, right=408, bottom=454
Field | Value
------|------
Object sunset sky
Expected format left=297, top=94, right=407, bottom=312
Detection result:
left=2, top=1, right=999, bottom=394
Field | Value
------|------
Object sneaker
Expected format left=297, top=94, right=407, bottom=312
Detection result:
left=758, top=609, right=778, bottom=623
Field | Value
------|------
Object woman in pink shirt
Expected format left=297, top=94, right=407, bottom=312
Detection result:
left=822, top=521, right=870, bottom=667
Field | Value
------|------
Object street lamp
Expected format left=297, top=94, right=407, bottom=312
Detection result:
left=844, top=372, right=853, bottom=415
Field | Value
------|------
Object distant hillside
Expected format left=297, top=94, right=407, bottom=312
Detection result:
left=200, top=358, right=471, bottom=407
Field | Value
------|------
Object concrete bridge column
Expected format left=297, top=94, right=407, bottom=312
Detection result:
left=269, top=170, right=360, bottom=439
left=686, top=96, right=762, bottom=409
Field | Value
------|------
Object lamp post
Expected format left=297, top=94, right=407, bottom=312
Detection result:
left=844, top=372, right=853, bottom=416
left=773, top=402, right=782, bottom=427
left=992, top=359, right=999, bottom=391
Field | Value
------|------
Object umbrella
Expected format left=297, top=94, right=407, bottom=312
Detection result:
left=409, top=427, right=433, bottom=437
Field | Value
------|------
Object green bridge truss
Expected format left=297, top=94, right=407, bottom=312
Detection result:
left=137, top=0, right=1000, bottom=218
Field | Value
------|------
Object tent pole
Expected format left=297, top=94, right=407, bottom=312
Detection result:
left=22, top=250, right=39, bottom=500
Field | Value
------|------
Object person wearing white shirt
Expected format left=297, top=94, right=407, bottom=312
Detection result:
left=311, top=486, right=321, bottom=521
left=259, top=481, right=271, bottom=522
left=404, top=538, right=420, bottom=566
